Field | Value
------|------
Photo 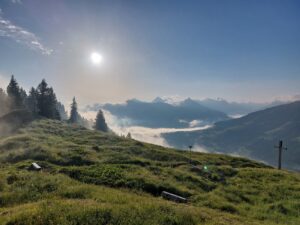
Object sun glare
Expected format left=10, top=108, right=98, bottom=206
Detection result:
left=90, top=52, right=103, bottom=64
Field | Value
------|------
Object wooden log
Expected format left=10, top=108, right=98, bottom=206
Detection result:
left=161, top=191, right=187, bottom=203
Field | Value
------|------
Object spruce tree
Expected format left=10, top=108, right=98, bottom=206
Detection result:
left=126, top=132, right=132, bottom=139
left=48, top=87, right=61, bottom=120
left=94, top=109, right=108, bottom=132
left=26, top=87, right=39, bottom=116
left=37, top=79, right=48, bottom=117
left=56, top=101, right=68, bottom=121
left=69, top=97, right=79, bottom=123
left=19, top=88, right=27, bottom=105
left=36, top=79, right=60, bottom=119
left=6, top=75, right=24, bottom=109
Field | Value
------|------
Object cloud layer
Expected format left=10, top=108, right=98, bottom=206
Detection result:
left=0, top=13, right=52, bottom=55
left=80, top=109, right=212, bottom=147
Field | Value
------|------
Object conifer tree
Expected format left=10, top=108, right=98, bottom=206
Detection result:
left=69, top=97, right=79, bottom=123
left=48, top=87, right=61, bottom=120
left=94, top=109, right=108, bottom=132
left=6, top=75, right=24, bottom=109
left=56, top=101, right=68, bottom=121
left=126, top=132, right=132, bottom=139
left=19, top=88, right=27, bottom=104
left=36, top=79, right=60, bottom=119
left=26, top=87, right=39, bottom=116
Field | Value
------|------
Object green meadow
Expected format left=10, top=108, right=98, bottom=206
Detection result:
left=0, top=120, right=299, bottom=225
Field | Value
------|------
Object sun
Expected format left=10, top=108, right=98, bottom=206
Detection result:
left=90, top=52, right=103, bottom=64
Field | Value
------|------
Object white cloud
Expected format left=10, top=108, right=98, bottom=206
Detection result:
left=80, top=110, right=97, bottom=121
left=189, top=120, right=203, bottom=127
left=113, top=125, right=211, bottom=147
left=229, top=114, right=244, bottom=119
left=80, top=109, right=212, bottom=147
left=0, top=14, right=52, bottom=55
left=160, top=95, right=184, bottom=105
left=10, top=0, right=22, bottom=4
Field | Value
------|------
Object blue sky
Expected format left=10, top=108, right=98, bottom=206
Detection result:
left=0, top=0, right=299, bottom=104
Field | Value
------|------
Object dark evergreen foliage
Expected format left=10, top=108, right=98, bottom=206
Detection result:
left=68, top=97, right=91, bottom=128
left=57, top=101, right=68, bottom=120
left=69, top=97, right=79, bottom=123
left=94, top=109, right=108, bottom=132
left=6, top=75, right=25, bottom=109
left=36, top=79, right=60, bottom=119
left=126, top=132, right=132, bottom=139
left=26, top=87, right=39, bottom=116
left=1, top=76, right=90, bottom=126
left=19, top=88, right=27, bottom=105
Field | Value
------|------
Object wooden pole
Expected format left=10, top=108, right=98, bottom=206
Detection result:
left=278, top=140, right=282, bottom=170
left=275, top=140, right=287, bottom=170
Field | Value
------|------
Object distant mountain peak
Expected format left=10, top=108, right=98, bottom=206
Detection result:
left=180, top=98, right=198, bottom=106
left=151, top=96, right=183, bottom=105
left=126, top=98, right=142, bottom=103
left=152, top=97, right=165, bottom=103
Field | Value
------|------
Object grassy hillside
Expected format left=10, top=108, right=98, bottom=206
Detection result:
left=164, top=101, right=300, bottom=171
left=0, top=120, right=299, bottom=225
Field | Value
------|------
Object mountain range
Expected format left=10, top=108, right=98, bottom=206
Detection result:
left=163, top=101, right=300, bottom=171
left=100, top=98, right=229, bottom=128
left=85, top=97, right=284, bottom=128
left=198, top=98, right=284, bottom=116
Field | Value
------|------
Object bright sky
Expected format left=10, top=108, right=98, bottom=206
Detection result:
left=0, top=0, right=299, bottom=105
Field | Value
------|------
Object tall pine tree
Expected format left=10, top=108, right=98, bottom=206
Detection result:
left=26, top=87, right=39, bottom=116
left=56, top=102, right=68, bottom=121
left=94, top=109, right=108, bottom=132
left=19, top=88, right=27, bottom=105
left=69, top=97, right=79, bottom=123
left=68, top=97, right=92, bottom=128
left=6, top=75, right=24, bottom=109
left=36, top=79, right=60, bottom=119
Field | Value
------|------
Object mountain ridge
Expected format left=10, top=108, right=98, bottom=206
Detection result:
left=163, top=101, right=300, bottom=171
left=100, top=98, right=229, bottom=128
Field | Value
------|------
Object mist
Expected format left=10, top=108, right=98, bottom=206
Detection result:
left=81, top=109, right=212, bottom=148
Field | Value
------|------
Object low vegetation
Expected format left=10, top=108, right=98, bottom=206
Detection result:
left=0, top=119, right=299, bottom=224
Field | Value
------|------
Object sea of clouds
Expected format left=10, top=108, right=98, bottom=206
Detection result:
left=80, top=109, right=212, bottom=150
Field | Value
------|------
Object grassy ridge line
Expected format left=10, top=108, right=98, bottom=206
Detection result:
left=0, top=119, right=299, bottom=225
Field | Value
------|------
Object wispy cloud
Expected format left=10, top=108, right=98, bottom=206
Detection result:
left=10, top=0, right=22, bottom=4
left=80, top=109, right=212, bottom=147
left=0, top=13, right=52, bottom=55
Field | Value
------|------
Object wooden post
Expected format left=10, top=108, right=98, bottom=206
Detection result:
left=274, top=140, right=287, bottom=170
left=278, top=141, right=282, bottom=170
